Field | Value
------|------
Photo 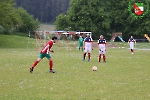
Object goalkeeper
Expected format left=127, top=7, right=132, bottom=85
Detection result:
left=78, top=36, right=84, bottom=51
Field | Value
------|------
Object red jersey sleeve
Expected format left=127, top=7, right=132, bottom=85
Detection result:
left=41, top=40, right=54, bottom=54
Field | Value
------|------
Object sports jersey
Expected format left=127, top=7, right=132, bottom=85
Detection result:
left=40, top=40, right=54, bottom=54
left=83, top=37, right=93, bottom=53
left=84, top=37, right=93, bottom=47
left=128, top=38, right=136, bottom=49
left=97, top=39, right=106, bottom=49
left=78, top=37, right=84, bottom=46
left=128, top=38, right=136, bottom=43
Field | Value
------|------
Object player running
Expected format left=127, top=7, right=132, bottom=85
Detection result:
left=83, top=34, right=93, bottom=61
left=30, top=36, right=58, bottom=73
left=97, top=35, right=106, bottom=62
left=128, top=36, right=136, bottom=54
left=78, top=36, right=84, bottom=51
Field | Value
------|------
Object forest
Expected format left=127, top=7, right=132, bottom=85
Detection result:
left=1, top=0, right=150, bottom=39
left=15, top=0, right=70, bottom=23
left=55, top=0, right=150, bottom=39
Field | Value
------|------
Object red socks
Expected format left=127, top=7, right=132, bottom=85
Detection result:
left=88, top=53, right=90, bottom=60
left=103, top=54, right=106, bottom=61
left=83, top=53, right=91, bottom=60
left=83, top=53, right=86, bottom=59
left=49, top=60, right=53, bottom=70
left=32, top=59, right=53, bottom=70
left=99, top=54, right=106, bottom=62
left=99, top=54, right=101, bottom=62
left=32, top=60, right=39, bottom=68
left=131, top=49, right=134, bottom=53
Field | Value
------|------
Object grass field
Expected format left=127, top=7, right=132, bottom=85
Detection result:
left=0, top=35, right=150, bottom=100
left=40, top=24, right=55, bottom=31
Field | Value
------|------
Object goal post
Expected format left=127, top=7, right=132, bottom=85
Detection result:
left=75, top=32, right=92, bottom=38
left=34, top=30, right=92, bottom=50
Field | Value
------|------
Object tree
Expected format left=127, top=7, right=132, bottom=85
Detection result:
left=14, top=0, right=70, bottom=23
left=16, top=7, right=40, bottom=32
left=0, top=0, right=21, bottom=34
left=55, top=0, right=111, bottom=39
left=55, top=14, right=69, bottom=30
left=106, top=0, right=150, bottom=38
left=0, top=0, right=40, bottom=34
left=55, top=0, right=150, bottom=39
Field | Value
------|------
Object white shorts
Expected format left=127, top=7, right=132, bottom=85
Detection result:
left=99, top=49, right=106, bottom=54
left=130, top=42, right=134, bottom=49
left=84, top=47, right=92, bottom=53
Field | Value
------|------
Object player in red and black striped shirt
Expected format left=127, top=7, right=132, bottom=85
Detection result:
left=30, top=36, right=58, bottom=73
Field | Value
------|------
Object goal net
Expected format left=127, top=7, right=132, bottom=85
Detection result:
left=34, top=30, right=92, bottom=50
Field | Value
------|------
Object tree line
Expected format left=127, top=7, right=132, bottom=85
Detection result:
left=55, top=0, right=150, bottom=40
left=1, top=0, right=150, bottom=40
left=0, top=0, right=40, bottom=34
left=0, top=0, right=69, bottom=34
left=14, top=0, right=70, bottom=23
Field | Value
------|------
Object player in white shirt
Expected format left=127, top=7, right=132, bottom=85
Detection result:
left=128, top=36, right=136, bottom=54
left=83, top=34, right=93, bottom=61
left=97, top=35, right=106, bottom=62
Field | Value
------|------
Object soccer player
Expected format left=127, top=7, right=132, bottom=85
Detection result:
left=78, top=36, right=84, bottom=51
left=83, top=34, right=93, bottom=61
left=97, top=35, right=106, bottom=62
left=128, top=36, right=136, bottom=54
left=30, top=36, right=58, bottom=73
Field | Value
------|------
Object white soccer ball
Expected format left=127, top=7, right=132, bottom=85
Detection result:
left=92, top=66, right=97, bottom=71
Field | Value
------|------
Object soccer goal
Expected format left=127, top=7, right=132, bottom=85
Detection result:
left=34, top=30, right=66, bottom=50
left=34, top=30, right=92, bottom=50
left=34, top=30, right=54, bottom=50
left=76, top=31, right=92, bottom=38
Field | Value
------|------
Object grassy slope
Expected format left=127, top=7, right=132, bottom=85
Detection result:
left=0, top=35, right=35, bottom=48
left=0, top=35, right=150, bottom=100
left=39, top=24, right=55, bottom=31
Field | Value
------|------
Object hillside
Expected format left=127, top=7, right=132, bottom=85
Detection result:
left=14, top=0, right=70, bottom=23
left=40, top=24, right=56, bottom=31
left=0, top=35, right=35, bottom=48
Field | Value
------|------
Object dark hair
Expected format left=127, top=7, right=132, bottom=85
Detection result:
left=52, top=36, right=58, bottom=40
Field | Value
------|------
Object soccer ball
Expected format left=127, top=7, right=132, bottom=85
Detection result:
left=92, top=66, right=97, bottom=71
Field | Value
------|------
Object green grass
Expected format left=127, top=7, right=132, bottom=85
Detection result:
left=40, top=24, right=55, bottom=30
left=0, top=35, right=35, bottom=48
left=0, top=35, right=150, bottom=100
